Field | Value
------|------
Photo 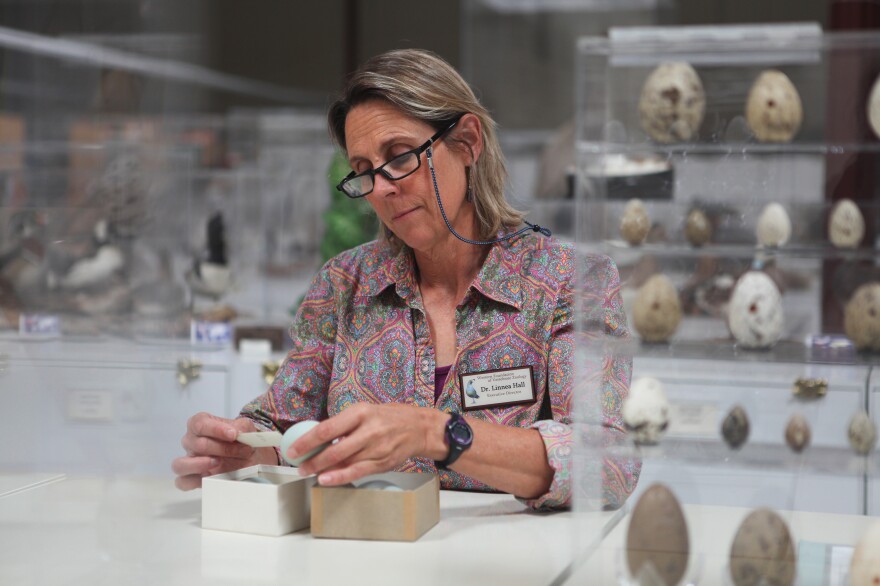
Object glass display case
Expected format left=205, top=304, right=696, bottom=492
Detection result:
left=569, top=25, right=880, bottom=585
left=460, top=0, right=676, bottom=243
left=0, top=30, right=334, bottom=482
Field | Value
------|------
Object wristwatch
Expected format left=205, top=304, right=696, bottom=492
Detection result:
left=436, top=413, right=473, bottom=469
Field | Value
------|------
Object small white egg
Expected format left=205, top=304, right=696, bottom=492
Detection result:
left=746, top=70, right=803, bottom=143
left=280, top=420, right=328, bottom=466
left=868, top=74, right=880, bottom=140
left=828, top=199, right=865, bottom=249
left=622, top=376, right=670, bottom=445
left=638, top=62, right=706, bottom=143
left=620, top=198, right=651, bottom=245
left=727, top=271, right=784, bottom=349
left=756, top=203, right=792, bottom=247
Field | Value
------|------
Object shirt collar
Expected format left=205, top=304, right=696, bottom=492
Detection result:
left=363, top=236, right=527, bottom=311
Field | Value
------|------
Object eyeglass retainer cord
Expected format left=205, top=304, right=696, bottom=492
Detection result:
left=425, top=144, right=551, bottom=246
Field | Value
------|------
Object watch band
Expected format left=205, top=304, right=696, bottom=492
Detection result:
left=436, top=413, right=473, bottom=469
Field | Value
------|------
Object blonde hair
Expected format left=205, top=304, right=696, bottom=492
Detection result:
left=328, top=49, right=525, bottom=242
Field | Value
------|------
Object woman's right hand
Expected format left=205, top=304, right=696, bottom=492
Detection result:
left=172, top=412, right=278, bottom=490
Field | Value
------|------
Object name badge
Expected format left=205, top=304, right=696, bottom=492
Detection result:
left=458, top=366, right=536, bottom=412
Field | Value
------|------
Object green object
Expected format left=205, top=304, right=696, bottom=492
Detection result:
left=290, top=150, right=378, bottom=316
left=319, top=150, right=378, bottom=264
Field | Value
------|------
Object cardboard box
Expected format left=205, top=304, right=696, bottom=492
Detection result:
left=202, top=465, right=314, bottom=536
left=311, top=472, right=439, bottom=542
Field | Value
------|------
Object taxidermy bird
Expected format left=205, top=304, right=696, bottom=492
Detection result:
left=47, top=219, right=125, bottom=290
left=186, top=212, right=231, bottom=300
left=0, top=209, right=47, bottom=296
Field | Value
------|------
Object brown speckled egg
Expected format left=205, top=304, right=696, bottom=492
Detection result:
left=620, top=198, right=651, bottom=245
left=745, top=70, right=803, bottom=143
left=850, top=520, right=880, bottom=586
left=626, top=483, right=689, bottom=586
left=828, top=199, right=865, bottom=249
left=729, top=508, right=796, bottom=586
left=868, top=74, right=880, bottom=140
left=684, top=208, right=712, bottom=246
left=844, top=283, right=880, bottom=352
left=722, top=405, right=750, bottom=449
left=848, top=410, right=877, bottom=456
left=633, top=274, right=681, bottom=343
left=784, top=413, right=810, bottom=453
left=639, top=62, right=706, bottom=143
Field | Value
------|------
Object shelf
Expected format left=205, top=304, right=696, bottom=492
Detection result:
left=599, top=240, right=880, bottom=262
left=577, top=141, right=880, bottom=157
left=603, top=437, right=880, bottom=477
left=589, top=338, right=878, bottom=367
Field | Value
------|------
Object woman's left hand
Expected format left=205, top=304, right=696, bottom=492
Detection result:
left=291, top=403, right=445, bottom=485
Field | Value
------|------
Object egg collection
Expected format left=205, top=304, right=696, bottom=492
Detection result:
left=613, top=52, right=880, bottom=586
left=623, top=483, right=880, bottom=585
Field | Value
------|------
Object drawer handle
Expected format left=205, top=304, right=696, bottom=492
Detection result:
left=177, top=359, right=203, bottom=388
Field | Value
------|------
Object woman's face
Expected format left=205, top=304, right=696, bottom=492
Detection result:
left=344, top=100, right=473, bottom=252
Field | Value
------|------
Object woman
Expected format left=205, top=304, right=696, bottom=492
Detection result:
left=173, top=49, right=638, bottom=510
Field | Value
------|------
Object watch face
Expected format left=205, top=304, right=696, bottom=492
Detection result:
left=450, top=421, right=473, bottom=445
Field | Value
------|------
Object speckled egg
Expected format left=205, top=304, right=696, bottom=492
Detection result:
left=729, top=508, right=796, bottom=586
left=848, top=410, right=877, bottom=456
left=844, top=283, right=880, bottom=351
left=745, top=70, right=803, bottom=143
left=639, top=62, right=706, bottom=143
left=828, top=199, right=865, bottom=249
left=784, top=413, right=810, bottom=453
left=850, top=520, right=880, bottom=586
left=626, top=483, right=689, bottom=586
left=756, top=203, right=792, bottom=248
left=868, top=74, right=880, bottom=140
left=622, top=376, right=670, bottom=445
left=633, top=274, right=681, bottom=343
left=620, top=198, right=651, bottom=245
left=684, top=208, right=712, bottom=247
left=727, top=271, right=784, bottom=349
left=722, top=405, right=750, bottom=449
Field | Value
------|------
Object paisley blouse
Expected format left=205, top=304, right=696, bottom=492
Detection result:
left=240, top=234, right=640, bottom=510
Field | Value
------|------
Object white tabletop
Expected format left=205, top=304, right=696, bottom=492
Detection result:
left=0, top=474, right=620, bottom=586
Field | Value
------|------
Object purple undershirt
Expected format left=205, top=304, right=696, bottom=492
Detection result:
left=435, top=364, right=452, bottom=403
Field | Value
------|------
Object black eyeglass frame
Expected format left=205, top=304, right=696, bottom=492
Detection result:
left=336, top=116, right=463, bottom=199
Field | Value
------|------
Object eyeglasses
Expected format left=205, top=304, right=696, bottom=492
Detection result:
left=336, top=117, right=461, bottom=199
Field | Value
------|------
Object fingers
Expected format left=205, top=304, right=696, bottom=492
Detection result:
left=187, top=412, right=240, bottom=442
left=175, top=474, right=204, bottom=491
left=172, top=455, right=218, bottom=491
left=181, top=433, right=255, bottom=460
left=297, top=432, right=366, bottom=476
left=172, top=455, right=217, bottom=477
left=174, top=414, right=261, bottom=492
left=286, top=407, right=365, bottom=465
